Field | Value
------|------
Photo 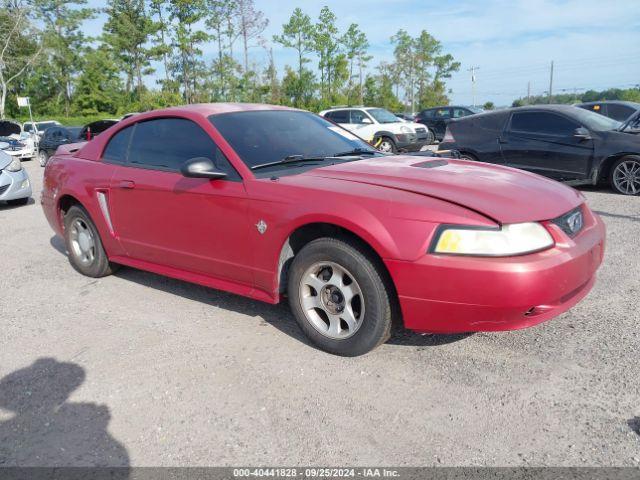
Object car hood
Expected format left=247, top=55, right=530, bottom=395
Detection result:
left=0, top=120, right=21, bottom=137
left=304, top=156, right=583, bottom=224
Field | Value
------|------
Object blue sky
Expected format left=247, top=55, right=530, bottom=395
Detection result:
left=84, top=0, right=640, bottom=106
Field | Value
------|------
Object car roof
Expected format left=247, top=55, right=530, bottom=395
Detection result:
left=576, top=100, right=640, bottom=108
left=159, top=102, right=299, bottom=117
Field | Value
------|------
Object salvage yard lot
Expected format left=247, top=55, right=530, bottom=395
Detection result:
left=1, top=159, right=639, bottom=466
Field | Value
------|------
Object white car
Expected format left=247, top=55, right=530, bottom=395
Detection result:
left=0, top=120, right=36, bottom=161
left=23, top=120, right=62, bottom=139
left=319, top=107, right=433, bottom=153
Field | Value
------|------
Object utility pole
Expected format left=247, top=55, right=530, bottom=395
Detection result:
left=468, top=66, right=479, bottom=107
left=527, top=81, right=531, bottom=104
left=548, top=60, right=554, bottom=104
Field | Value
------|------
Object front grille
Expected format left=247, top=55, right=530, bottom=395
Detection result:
left=0, top=184, right=9, bottom=196
left=552, top=207, right=584, bottom=237
left=415, top=128, right=426, bottom=134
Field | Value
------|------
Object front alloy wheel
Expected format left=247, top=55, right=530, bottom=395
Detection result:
left=378, top=137, right=396, bottom=154
left=288, top=237, right=393, bottom=356
left=299, top=261, right=365, bottom=339
left=611, top=156, right=640, bottom=195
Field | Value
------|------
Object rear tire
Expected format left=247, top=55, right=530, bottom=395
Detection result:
left=610, top=155, right=640, bottom=195
left=63, top=205, right=118, bottom=277
left=459, top=152, right=479, bottom=162
left=38, top=150, right=49, bottom=167
left=287, top=237, right=393, bottom=356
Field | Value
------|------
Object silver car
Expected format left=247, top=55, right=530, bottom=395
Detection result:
left=0, top=150, right=32, bottom=206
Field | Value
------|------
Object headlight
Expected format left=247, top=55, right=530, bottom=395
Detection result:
left=400, top=125, right=412, bottom=134
left=5, top=158, right=22, bottom=172
left=432, top=222, right=554, bottom=256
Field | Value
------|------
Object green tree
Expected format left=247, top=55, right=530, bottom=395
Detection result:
left=483, top=101, right=495, bottom=110
left=33, top=0, right=96, bottom=115
left=0, top=1, right=43, bottom=118
left=103, top=0, right=159, bottom=98
left=341, top=24, right=371, bottom=105
left=313, top=6, right=341, bottom=102
left=273, top=8, right=314, bottom=106
left=414, top=30, right=459, bottom=109
left=167, top=0, right=209, bottom=103
left=73, top=46, right=122, bottom=114
left=235, top=0, right=267, bottom=73
left=390, top=30, right=416, bottom=111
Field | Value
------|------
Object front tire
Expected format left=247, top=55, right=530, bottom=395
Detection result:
left=287, top=237, right=393, bottom=356
left=610, top=156, right=640, bottom=195
left=63, top=205, right=118, bottom=277
left=378, top=136, right=397, bottom=154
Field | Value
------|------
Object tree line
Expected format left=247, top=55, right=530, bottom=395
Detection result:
left=0, top=0, right=461, bottom=121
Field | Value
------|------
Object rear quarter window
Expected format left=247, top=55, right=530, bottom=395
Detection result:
left=102, top=126, right=133, bottom=164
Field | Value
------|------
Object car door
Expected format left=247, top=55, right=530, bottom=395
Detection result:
left=39, top=128, right=59, bottom=155
left=431, top=108, right=452, bottom=139
left=499, top=111, right=594, bottom=180
left=349, top=109, right=376, bottom=141
left=107, top=117, right=253, bottom=285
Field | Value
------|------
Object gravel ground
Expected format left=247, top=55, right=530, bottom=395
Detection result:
left=0, top=159, right=639, bottom=467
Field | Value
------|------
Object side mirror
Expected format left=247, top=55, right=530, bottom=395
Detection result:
left=573, top=127, right=592, bottom=141
left=361, top=117, right=373, bottom=125
left=181, top=157, right=227, bottom=180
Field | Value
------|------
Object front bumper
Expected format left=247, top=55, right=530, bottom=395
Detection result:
left=385, top=207, right=606, bottom=333
left=0, top=167, right=32, bottom=201
left=3, top=148, right=35, bottom=160
left=395, top=133, right=428, bottom=152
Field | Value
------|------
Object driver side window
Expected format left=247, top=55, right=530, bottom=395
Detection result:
left=126, top=118, right=240, bottom=180
left=350, top=110, right=370, bottom=124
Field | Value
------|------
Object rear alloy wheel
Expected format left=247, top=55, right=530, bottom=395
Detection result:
left=63, top=205, right=118, bottom=277
left=426, top=130, right=435, bottom=145
left=38, top=150, right=49, bottom=167
left=288, top=237, right=393, bottom=356
left=611, top=156, right=640, bottom=195
left=378, top=137, right=397, bottom=154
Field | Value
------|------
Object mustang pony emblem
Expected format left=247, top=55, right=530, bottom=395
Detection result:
left=256, top=220, right=268, bottom=234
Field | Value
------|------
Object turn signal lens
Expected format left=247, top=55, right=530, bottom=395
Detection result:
left=433, top=222, right=554, bottom=256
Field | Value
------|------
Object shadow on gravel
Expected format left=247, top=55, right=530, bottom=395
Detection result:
left=49, top=236, right=474, bottom=352
left=593, top=210, right=640, bottom=223
left=0, top=358, right=129, bottom=472
left=628, top=417, right=640, bottom=437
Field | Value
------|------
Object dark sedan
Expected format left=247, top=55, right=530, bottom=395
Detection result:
left=415, top=105, right=483, bottom=141
left=37, top=126, right=82, bottom=166
left=439, top=105, right=640, bottom=195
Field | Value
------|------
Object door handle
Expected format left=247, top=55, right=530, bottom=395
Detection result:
left=118, top=180, right=135, bottom=189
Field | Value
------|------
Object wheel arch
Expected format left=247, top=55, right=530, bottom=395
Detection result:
left=597, top=152, right=640, bottom=183
left=276, top=222, right=400, bottom=310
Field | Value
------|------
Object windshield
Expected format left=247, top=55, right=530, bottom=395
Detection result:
left=367, top=108, right=401, bottom=124
left=468, top=106, right=484, bottom=114
left=209, top=110, right=379, bottom=175
left=570, top=107, right=623, bottom=131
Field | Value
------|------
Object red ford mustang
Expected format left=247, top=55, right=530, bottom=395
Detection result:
left=42, top=103, right=606, bottom=356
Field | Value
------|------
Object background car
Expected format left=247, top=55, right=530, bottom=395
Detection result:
left=0, top=150, right=32, bottom=206
left=320, top=107, right=432, bottom=152
left=79, top=119, right=119, bottom=140
left=42, top=103, right=604, bottom=356
left=23, top=120, right=63, bottom=139
left=38, top=126, right=83, bottom=166
left=415, top=105, right=483, bottom=141
left=0, top=120, right=36, bottom=161
left=576, top=100, right=640, bottom=123
left=439, top=104, right=640, bottom=195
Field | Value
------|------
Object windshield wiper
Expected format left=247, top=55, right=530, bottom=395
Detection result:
left=332, top=148, right=378, bottom=157
left=251, top=154, right=328, bottom=171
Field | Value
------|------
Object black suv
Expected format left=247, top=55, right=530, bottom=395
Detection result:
left=439, top=105, right=640, bottom=195
left=415, top=106, right=483, bottom=141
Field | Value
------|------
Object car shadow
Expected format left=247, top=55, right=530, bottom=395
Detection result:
left=0, top=358, right=129, bottom=474
left=0, top=197, right=36, bottom=210
left=628, top=417, right=640, bottom=437
left=50, top=235, right=474, bottom=351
